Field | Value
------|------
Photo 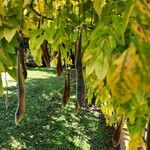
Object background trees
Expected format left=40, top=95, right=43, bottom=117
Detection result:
left=0, top=0, right=150, bottom=149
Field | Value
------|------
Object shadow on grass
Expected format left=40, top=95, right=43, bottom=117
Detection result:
left=0, top=69, right=116, bottom=150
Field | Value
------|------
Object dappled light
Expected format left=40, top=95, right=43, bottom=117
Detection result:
left=9, top=136, right=26, bottom=150
left=0, top=68, right=116, bottom=149
left=0, top=0, right=150, bottom=148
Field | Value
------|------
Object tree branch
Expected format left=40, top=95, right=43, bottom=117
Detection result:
left=29, top=4, right=54, bottom=20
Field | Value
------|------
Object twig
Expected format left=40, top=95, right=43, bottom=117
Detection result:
left=29, top=4, right=53, bottom=20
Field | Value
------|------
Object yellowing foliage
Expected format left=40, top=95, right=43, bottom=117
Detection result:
left=3, top=28, right=16, bottom=43
left=0, top=0, right=5, bottom=16
left=93, top=0, right=106, bottom=18
left=129, top=137, right=144, bottom=150
left=107, top=44, right=141, bottom=103
left=131, top=19, right=150, bottom=42
left=35, top=0, right=45, bottom=14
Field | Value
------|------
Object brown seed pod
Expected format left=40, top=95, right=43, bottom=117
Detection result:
left=15, top=51, right=26, bottom=124
left=20, top=48, right=27, bottom=79
left=112, top=115, right=123, bottom=147
left=146, top=0, right=150, bottom=4
left=62, top=70, right=70, bottom=107
left=67, top=70, right=70, bottom=99
left=41, top=40, right=50, bottom=67
left=56, top=49, right=63, bottom=77
left=75, top=32, right=85, bottom=109
left=18, top=30, right=27, bottom=80
left=63, top=78, right=68, bottom=107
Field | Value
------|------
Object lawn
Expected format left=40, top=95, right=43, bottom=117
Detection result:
left=0, top=68, right=117, bottom=150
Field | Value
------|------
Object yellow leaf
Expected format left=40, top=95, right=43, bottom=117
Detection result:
left=94, top=53, right=109, bottom=80
left=86, top=63, right=95, bottom=77
left=22, top=17, right=36, bottom=36
left=107, top=43, right=141, bottom=103
left=93, top=0, right=106, bottom=18
left=38, top=0, right=45, bottom=13
left=31, top=48, right=43, bottom=66
left=0, top=0, right=5, bottom=16
left=135, top=0, right=150, bottom=17
left=131, top=20, right=148, bottom=42
left=129, top=137, right=144, bottom=150
left=93, top=79, right=103, bottom=90
left=22, top=0, right=29, bottom=8
left=51, top=57, right=57, bottom=68
left=35, top=0, right=45, bottom=14
left=66, top=58, right=72, bottom=65
left=3, top=28, right=16, bottom=42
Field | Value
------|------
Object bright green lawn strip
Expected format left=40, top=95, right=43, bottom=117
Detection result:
left=0, top=68, right=117, bottom=150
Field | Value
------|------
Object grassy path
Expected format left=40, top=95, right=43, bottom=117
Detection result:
left=0, top=68, right=117, bottom=150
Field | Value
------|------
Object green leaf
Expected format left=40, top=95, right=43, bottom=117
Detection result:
left=122, top=0, right=134, bottom=34
left=93, top=0, right=106, bottom=18
left=5, top=67, right=17, bottom=81
left=44, top=27, right=54, bottom=43
left=34, top=48, right=43, bottom=66
left=29, top=37, right=44, bottom=58
left=0, top=62, right=4, bottom=71
left=1, top=38, right=15, bottom=54
left=22, top=17, right=36, bottom=36
left=0, top=48, right=13, bottom=67
left=128, top=116, right=146, bottom=149
left=95, top=52, right=109, bottom=80
left=3, top=28, right=16, bottom=42
left=108, top=36, right=116, bottom=50
left=86, top=63, right=95, bottom=77
left=29, top=29, right=45, bottom=65
left=0, top=29, right=3, bottom=40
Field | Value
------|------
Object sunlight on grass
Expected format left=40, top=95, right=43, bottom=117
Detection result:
left=72, top=136, right=90, bottom=150
left=0, top=68, right=116, bottom=150
left=27, top=68, right=56, bottom=79
left=43, top=125, right=50, bottom=130
left=70, top=95, right=76, bottom=99
left=9, top=136, right=26, bottom=149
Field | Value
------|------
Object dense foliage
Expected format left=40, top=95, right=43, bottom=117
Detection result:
left=0, top=0, right=150, bottom=149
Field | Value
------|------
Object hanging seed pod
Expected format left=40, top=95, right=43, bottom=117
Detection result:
left=15, top=51, right=26, bottom=124
left=18, top=30, right=27, bottom=80
left=67, top=70, right=70, bottom=99
left=41, top=40, right=50, bottom=67
left=63, top=77, right=68, bottom=107
left=62, top=70, right=71, bottom=107
left=75, top=31, right=85, bottom=110
left=20, top=48, right=27, bottom=79
left=146, top=0, right=150, bottom=4
left=112, top=115, right=123, bottom=147
left=57, top=48, right=63, bottom=77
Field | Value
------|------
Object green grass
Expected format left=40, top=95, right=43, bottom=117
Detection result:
left=0, top=68, right=117, bottom=150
